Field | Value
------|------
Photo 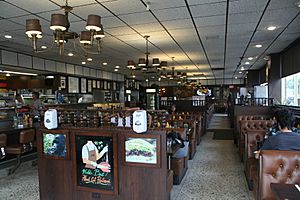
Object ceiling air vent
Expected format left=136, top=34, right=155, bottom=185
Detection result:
left=211, top=68, right=224, bottom=71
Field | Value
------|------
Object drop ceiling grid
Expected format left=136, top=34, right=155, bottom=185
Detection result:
left=189, top=2, right=226, bottom=18
left=0, top=20, right=23, bottom=33
left=50, top=0, right=100, bottom=7
left=131, top=22, right=165, bottom=34
left=0, top=1, right=28, bottom=18
left=102, top=16, right=129, bottom=29
left=268, top=0, right=298, bottom=10
left=117, top=12, right=156, bottom=26
left=6, top=0, right=59, bottom=13
left=262, top=8, right=299, bottom=22
left=143, top=0, right=186, bottom=10
left=228, top=12, right=261, bottom=25
left=161, top=19, right=194, bottom=30
left=229, top=0, right=268, bottom=14
left=100, top=0, right=147, bottom=16
left=70, top=3, right=114, bottom=19
left=194, top=15, right=225, bottom=27
left=152, top=7, right=190, bottom=21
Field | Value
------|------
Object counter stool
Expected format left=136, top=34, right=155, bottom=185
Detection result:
left=6, top=129, right=35, bottom=174
left=0, top=134, right=7, bottom=159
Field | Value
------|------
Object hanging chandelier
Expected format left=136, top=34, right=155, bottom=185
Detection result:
left=127, top=35, right=168, bottom=71
left=160, top=57, right=186, bottom=82
left=25, top=0, right=105, bottom=55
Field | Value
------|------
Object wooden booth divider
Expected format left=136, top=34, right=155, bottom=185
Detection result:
left=37, top=127, right=170, bottom=200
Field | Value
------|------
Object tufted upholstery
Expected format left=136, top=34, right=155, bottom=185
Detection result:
left=239, top=120, right=276, bottom=161
left=237, top=115, right=271, bottom=122
left=257, top=150, right=300, bottom=200
left=236, top=115, right=271, bottom=145
left=244, top=130, right=267, bottom=190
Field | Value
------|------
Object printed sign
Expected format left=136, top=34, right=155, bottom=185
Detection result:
left=75, top=135, right=114, bottom=191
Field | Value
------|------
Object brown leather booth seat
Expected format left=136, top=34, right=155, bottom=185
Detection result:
left=239, top=120, right=275, bottom=161
left=235, top=115, right=271, bottom=146
left=254, top=150, right=300, bottom=200
left=244, top=130, right=267, bottom=190
left=171, top=156, right=188, bottom=185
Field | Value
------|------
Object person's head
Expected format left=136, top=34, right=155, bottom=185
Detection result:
left=274, top=108, right=295, bottom=130
left=15, top=94, right=23, bottom=102
left=32, top=92, right=39, bottom=100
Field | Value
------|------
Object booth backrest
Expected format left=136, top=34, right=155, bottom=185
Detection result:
left=245, top=130, right=266, bottom=159
left=238, top=115, right=271, bottom=122
left=240, top=120, right=276, bottom=134
left=258, top=150, right=300, bottom=200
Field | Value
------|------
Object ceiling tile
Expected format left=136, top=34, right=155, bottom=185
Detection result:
left=190, top=2, right=226, bottom=18
left=153, top=7, right=190, bottom=21
left=0, top=1, right=28, bottom=18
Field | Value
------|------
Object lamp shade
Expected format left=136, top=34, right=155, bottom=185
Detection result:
left=94, top=25, right=105, bottom=38
left=127, top=60, right=136, bottom=69
left=86, top=15, right=101, bottom=31
left=80, top=31, right=91, bottom=44
left=50, top=14, right=67, bottom=31
left=160, top=61, right=167, bottom=69
left=138, top=58, right=146, bottom=67
left=25, top=19, right=42, bottom=35
left=152, top=58, right=160, bottom=66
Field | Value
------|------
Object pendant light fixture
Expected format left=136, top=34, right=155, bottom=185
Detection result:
left=127, top=35, right=167, bottom=72
left=25, top=0, right=105, bottom=55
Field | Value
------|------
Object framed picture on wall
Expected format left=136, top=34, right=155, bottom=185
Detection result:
left=68, top=77, right=79, bottom=93
left=60, top=76, right=66, bottom=89
left=104, top=81, right=107, bottom=90
left=40, top=129, right=70, bottom=160
left=81, top=78, right=87, bottom=93
left=72, top=131, right=118, bottom=194
left=87, top=80, right=92, bottom=93
left=120, top=133, right=161, bottom=168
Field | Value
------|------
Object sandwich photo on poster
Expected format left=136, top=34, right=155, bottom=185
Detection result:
left=125, top=138, right=157, bottom=164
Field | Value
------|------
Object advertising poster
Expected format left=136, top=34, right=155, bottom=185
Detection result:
left=125, top=138, right=157, bottom=164
left=75, top=135, right=114, bottom=191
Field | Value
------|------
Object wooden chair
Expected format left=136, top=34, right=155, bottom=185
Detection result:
left=0, top=134, right=7, bottom=159
left=5, top=129, right=35, bottom=174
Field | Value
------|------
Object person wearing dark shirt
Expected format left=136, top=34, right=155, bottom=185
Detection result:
left=259, top=108, right=300, bottom=151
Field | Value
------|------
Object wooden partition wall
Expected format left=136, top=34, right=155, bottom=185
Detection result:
left=37, top=128, right=168, bottom=200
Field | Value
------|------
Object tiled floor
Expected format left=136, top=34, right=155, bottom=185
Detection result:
left=0, top=114, right=254, bottom=200
left=170, top=132, right=254, bottom=200
left=171, top=114, right=254, bottom=200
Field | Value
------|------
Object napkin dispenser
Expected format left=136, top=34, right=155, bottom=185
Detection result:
left=44, top=109, right=58, bottom=129
left=133, top=110, right=147, bottom=133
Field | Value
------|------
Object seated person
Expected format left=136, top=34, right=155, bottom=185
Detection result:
left=256, top=109, right=300, bottom=158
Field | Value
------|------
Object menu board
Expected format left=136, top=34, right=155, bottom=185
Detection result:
left=68, top=77, right=79, bottom=93
left=75, top=134, right=116, bottom=193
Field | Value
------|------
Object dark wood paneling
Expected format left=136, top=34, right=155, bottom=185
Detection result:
left=37, top=128, right=168, bottom=200
left=247, top=70, right=260, bottom=86
left=282, top=39, right=300, bottom=77
left=269, top=54, right=281, bottom=103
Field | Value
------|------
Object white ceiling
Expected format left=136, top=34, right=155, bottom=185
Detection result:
left=0, top=0, right=300, bottom=81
